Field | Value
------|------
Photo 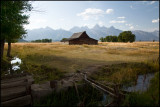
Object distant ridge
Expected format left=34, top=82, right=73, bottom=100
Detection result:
left=18, top=39, right=28, bottom=42
left=24, top=26, right=159, bottom=41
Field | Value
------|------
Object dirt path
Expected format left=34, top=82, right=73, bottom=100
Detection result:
left=56, top=64, right=104, bottom=90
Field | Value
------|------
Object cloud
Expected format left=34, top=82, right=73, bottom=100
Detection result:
left=125, top=23, right=134, bottom=29
left=83, top=24, right=90, bottom=27
left=106, top=9, right=114, bottom=14
left=141, top=1, right=156, bottom=5
left=117, top=16, right=125, bottom=19
left=130, top=5, right=137, bottom=9
left=125, top=24, right=132, bottom=26
left=130, top=1, right=156, bottom=10
left=130, top=5, right=134, bottom=9
left=82, top=24, right=94, bottom=28
left=149, top=1, right=156, bottom=5
left=152, top=18, right=159, bottom=23
left=77, top=8, right=104, bottom=20
left=109, top=20, right=126, bottom=23
left=98, top=21, right=104, bottom=26
left=129, top=26, right=134, bottom=29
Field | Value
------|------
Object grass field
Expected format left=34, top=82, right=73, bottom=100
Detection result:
left=2, top=41, right=159, bottom=106
left=3, top=41, right=159, bottom=83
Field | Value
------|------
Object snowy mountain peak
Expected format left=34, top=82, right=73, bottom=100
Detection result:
left=109, top=26, right=115, bottom=29
left=93, top=24, right=101, bottom=29
left=24, top=26, right=159, bottom=41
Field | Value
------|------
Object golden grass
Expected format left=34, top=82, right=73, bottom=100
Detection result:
left=4, top=41, right=159, bottom=73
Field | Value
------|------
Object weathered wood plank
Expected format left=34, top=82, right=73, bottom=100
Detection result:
left=1, top=95, right=31, bottom=106
left=1, top=80, right=28, bottom=89
left=1, top=86, right=27, bottom=102
left=84, top=78, right=117, bottom=97
left=87, top=77, right=115, bottom=92
left=1, top=73, right=27, bottom=80
left=1, top=75, right=33, bottom=84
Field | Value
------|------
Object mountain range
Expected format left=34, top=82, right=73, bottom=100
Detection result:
left=24, top=25, right=159, bottom=41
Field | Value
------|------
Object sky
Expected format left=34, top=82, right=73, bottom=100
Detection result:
left=24, top=1, right=159, bottom=32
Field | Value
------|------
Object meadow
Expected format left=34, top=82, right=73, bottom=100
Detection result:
left=3, top=41, right=159, bottom=83
left=2, top=41, right=159, bottom=106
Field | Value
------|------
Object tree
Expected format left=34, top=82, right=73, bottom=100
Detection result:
left=100, top=37, right=105, bottom=42
left=112, top=36, right=118, bottom=42
left=6, top=25, right=27, bottom=57
left=31, top=39, right=52, bottom=43
left=105, top=35, right=118, bottom=42
left=118, top=34, right=123, bottom=42
left=106, top=36, right=112, bottom=42
left=118, top=31, right=135, bottom=42
left=1, top=1, right=32, bottom=58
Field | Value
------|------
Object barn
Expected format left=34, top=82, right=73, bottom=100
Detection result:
left=68, top=31, right=98, bottom=45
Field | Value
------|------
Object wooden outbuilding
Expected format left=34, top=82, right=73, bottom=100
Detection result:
left=68, top=31, right=98, bottom=45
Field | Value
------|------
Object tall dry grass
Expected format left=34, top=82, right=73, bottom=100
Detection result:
left=4, top=42, right=159, bottom=73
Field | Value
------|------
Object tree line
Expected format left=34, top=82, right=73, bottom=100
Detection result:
left=100, top=31, right=136, bottom=42
left=31, top=39, right=52, bottom=43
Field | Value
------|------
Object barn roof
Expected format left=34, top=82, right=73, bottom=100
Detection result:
left=70, top=31, right=85, bottom=39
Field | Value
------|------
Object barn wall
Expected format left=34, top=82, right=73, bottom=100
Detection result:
left=69, top=38, right=98, bottom=45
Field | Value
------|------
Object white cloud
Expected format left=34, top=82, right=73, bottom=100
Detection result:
left=98, top=21, right=104, bottom=26
left=82, top=24, right=94, bottom=28
left=109, top=20, right=126, bottom=23
left=106, top=9, right=114, bottom=14
left=117, top=16, right=125, bottom=19
left=77, top=8, right=104, bottom=20
left=83, top=24, right=90, bottom=27
left=152, top=18, right=159, bottom=23
left=141, top=1, right=156, bottom=5
left=130, top=5, right=133, bottom=9
left=149, top=1, right=156, bottom=5
left=129, top=26, right=134, bottom=29
left=125, top=23, right=134, bottom=29
left=125, top=24, right=132, bottom=26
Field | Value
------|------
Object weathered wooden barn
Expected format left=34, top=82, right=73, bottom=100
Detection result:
left=68, top=31, right=98, bottom=45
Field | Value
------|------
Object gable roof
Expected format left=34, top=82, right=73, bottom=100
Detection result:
left=70, top=31, right=85, bottom=39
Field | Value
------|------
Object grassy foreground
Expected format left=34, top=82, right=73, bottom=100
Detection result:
left=2, top=41, right=159, bottom=106
left=2, top=42, right=159, bottom=83
left=90, top=60, right=159, bottom=86
left=122, top=72, right=159, bottom=106
left=33, top=83, right=105, bottom=106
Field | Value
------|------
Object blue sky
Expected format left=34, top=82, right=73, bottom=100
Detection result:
left=24, top=1, right=159, bottom=32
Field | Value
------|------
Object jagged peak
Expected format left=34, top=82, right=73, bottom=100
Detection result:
left=93, top=24, right=100, bottom=28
